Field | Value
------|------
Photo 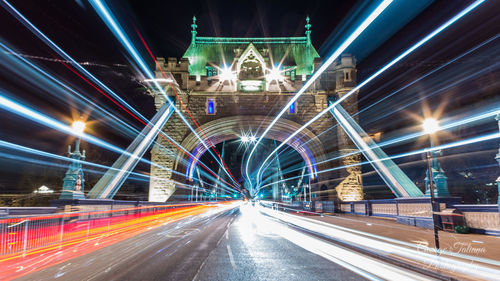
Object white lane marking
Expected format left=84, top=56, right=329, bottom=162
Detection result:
left=227, top=245, right=236, bottom=269
left=226, top=229, right=229, bottom=240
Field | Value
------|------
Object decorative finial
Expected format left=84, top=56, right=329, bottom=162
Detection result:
left=192, top=16, right=197, bottom=30
left=191, top=16, right=198, bottom=43
left=305, top=16, right=311, bottom=45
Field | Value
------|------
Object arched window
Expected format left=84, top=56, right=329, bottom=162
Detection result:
left=289, top=100, right=297, bottom=114
left=206, top=98, right=216, bottom=115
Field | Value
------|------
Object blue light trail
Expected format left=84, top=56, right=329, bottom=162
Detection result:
left=0, top=42, right=234, bottom=192
left=253, top=0, right=486, bottom=195
left=88, top=0, right=241, bottom=188
left=1, top=0, right=239, bottom=192
left=303, top=33, right=500, bottom=147
left=0, top=94, right=235, bottom=194
left=245, top=0, right=394, bottom=190
left=0, top=140, right=217, bottom=191
left=259, top=131, right=500, bottom=190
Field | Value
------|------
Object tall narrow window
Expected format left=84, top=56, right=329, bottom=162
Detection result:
left=289, top=100, right=296, bottom=114
left=207, top=98, right=216, bottom=115
left=344, top=70, right=351, bottom=81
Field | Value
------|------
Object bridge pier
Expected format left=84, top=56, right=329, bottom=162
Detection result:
left=331, top=54, right=363, bottom=201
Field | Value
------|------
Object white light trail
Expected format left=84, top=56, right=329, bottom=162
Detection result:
left=0, top=94, right=224, bottom=192
left=98, top=104, right=174, bottom=198
left=89, top=0, right=240, bottom=188
left=1, top=0, right=239, bottom=192
left=253, top=0, right=486, bottom=193
left=259, top=206, right=500, bottom=280
left=245, top=0, right=394, bottom=189
left=241, top=204, right=437, bottom=280
left=259, top=131, right=500, bottom=190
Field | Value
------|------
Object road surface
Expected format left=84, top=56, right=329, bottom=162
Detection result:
left=14, top=203, right=434, bottom=281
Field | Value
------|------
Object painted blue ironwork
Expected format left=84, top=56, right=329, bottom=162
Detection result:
left=425, top=138, right=450, bottom=197
left=329, top=100, right=424, bottom=197
left=59, top=138, right=86, bottom=199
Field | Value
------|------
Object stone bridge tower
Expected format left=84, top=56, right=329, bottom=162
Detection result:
left=148, top=17, right=363, bottom=202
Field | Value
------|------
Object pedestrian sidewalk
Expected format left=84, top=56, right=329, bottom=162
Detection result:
left=292, top=212, right=500, bottom=261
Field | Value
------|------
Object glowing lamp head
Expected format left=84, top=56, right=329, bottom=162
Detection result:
left=241, top=136, right=249, bottom=143
left=219, top=66, right=235, bottom=82
left=423, top=118, right=439, bottom=135
left=72, top=120, right=85, bottom=136
left=266, top=67, right=284, bottom=82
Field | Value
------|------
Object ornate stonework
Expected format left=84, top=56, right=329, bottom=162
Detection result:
left=148, top=18, right=363, bottom=202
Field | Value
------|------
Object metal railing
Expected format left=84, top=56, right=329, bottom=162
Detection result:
left=0, top=202, right=216, bottom=257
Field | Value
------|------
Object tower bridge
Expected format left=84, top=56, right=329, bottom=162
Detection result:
left=2, top=1, right=500, bottom=279
left=148, top=17, right=363, bottom=202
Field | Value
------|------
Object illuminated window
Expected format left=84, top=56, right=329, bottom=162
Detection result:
left=206, top=66, right=217, bottom=77
left=206, top=98, right=216, bottom=115
left=289, top=100, right=296, bottom=114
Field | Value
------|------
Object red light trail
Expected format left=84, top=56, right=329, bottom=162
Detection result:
left=0, top=202, right=235, bottom=280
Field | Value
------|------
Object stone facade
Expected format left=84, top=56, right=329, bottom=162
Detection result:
left=147, top=20, right=363, bottom=202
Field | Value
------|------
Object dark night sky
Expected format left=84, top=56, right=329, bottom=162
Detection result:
left=0, top=0, right=499, bottom=201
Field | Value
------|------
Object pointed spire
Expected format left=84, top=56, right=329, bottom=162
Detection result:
left=305, top=15, right=311, bottom=45
left=191, top=16, right=198, bottom=43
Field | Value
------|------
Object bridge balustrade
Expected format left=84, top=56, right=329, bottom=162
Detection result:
left=0, top=202, right=211, bottom=257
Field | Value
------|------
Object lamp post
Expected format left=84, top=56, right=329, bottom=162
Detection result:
left=423, top=118, right=440, bottom=251
left=59, top=120, right=86, bottom=200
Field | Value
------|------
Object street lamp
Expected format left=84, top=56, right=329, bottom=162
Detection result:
left=423, top=117, right=440, bottom=251
left=60, top=119, right=86, bottom=200
left=72, top=120, right=85, bottom=136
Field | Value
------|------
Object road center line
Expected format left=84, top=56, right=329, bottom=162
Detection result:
left=226, top=245, right=236, bottom=269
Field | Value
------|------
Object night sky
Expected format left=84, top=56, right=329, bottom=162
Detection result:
left=0, top=0, right=499, bottom=202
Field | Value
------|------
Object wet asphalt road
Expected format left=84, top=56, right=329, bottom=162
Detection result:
left=17, top=204, right=368, bottom=281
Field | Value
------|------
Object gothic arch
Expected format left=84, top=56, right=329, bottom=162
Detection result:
left=178, top=115, right=327, bottom=183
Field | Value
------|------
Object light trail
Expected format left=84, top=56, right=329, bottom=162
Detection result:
left=253, top=0, right=486, bottom=194
left=257, top=205, right=500, bottom=280
left=245, top=0, right=394, bottom=189
left=296, top=33, right=500, bottom=153
left=88, top=0, right=240, bottom=189
left=0, top=139, right=227, bottom=194
left=259, top=131, right=500, bottom=190
left=0, top=43, right=234, bottom=190
left=241, top=204, right=434, bottom=280
left=1, top=0, right=146, bottom=124
left=0, top=202, right=239, bottom=280
left=266, top=102, right=500, bottom=182
left=0, top=94, right=236, bottom=195
left=1, top=0, right=239, bottom=192
left=0, top=42, right=140, bottom=138
left=133, top=28, right=240, bottom=188
left=94, top=103, right=175, bottom=199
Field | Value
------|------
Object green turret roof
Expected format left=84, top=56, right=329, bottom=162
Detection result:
left=183, top=18, right=320, bottom=76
